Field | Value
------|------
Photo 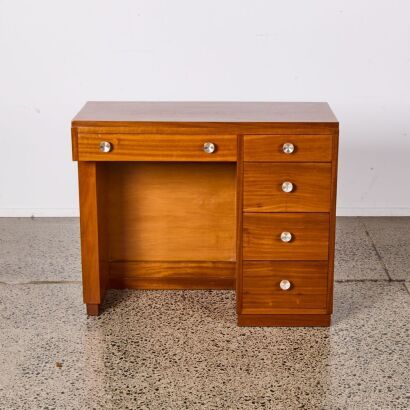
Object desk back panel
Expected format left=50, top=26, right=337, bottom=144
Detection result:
left=103, top=162, right=237, bottom=262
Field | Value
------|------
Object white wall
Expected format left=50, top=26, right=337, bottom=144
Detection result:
left=1, top=0, right=409, bottom=216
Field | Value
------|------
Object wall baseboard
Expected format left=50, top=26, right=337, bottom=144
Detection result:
left=337, top=207, right=410, bottom=216
left=0, top=209, right=80, bottom=217
left=1, top=208, right=410, bottom=217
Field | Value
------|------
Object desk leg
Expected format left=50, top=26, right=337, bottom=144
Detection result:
left=78, top=162, right=108, bottom=316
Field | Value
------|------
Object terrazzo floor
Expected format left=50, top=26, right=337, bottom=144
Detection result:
left=0, top=217, right=409, bottom=409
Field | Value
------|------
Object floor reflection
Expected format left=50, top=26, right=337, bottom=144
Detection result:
left=81, top=290, right=332, bottom=408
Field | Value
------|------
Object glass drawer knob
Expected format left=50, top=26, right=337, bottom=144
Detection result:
left=282, top=143, right=295, bottom=154
left=280, top=279, right=291, bottom=290
left=282, top=181, right=294, bottom=193
left=203, top=142, right=216, bottom=154
left=280, top=231, right=292, bottom=242
left=99, top=141, right=112, bottom=153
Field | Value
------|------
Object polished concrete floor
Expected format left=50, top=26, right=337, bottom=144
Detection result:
left=0, top=217, right=409, bottom=409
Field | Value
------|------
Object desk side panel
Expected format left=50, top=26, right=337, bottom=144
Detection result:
left=78, top=162, right=109, bottom=314
left=71, top=127, right=79, bottom=161
left=326, top=129, right=339, bottom=314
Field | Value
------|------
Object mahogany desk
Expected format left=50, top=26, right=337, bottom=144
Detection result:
left=71, top=102, right=338, bottom=326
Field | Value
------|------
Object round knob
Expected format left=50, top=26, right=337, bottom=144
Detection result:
left=280, top=231, right=292, bottom=242
left=203, top=142, right=216, bottom=154
left=282, top=181, right=294, bottom=193
left=282, top=143, right=295, bottom=154
left=279, top=279, right=291, bottom=291
left=99, top=141, right=112, bottom=153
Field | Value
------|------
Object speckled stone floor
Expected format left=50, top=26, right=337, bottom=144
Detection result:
left=0, top=217, right=409, bottom=409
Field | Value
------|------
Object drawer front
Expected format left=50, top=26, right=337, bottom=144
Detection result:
left=77, top=134, right=237, bottom=161
left=243, top=213, right=329, bottom=260
left=244, top=135, right=332, bottom=162
left=242, top=261, right=328, bottom=314
left=243, top=163, right=332, bottom=212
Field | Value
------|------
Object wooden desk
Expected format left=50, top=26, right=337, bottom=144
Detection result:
left=72, top=102, right=338, bottom=326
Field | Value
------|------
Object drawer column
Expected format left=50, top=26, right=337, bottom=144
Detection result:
left=237, top=132, right=338, bottom=327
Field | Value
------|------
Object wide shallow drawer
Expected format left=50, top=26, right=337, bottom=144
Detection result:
left=77, top=134, right=237, bottom=161
left=243, top=162, right=332, bottom=212
left=242, top=261, right=328, bottom=314
left=244, top=135, right=332, bottom=162
left=243, top=213, right=329, bottom=260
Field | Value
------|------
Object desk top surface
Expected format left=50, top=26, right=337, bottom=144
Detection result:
left=72, top=102, right=338, bottom=126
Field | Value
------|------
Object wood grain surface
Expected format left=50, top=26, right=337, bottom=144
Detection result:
left=326, top=132, right=339, bottom=313
left=103, top=162, right=237, bottom=262
left=238, top=314, right=331, bottom=327
left=242, top=261, right=328, bottom=314
left=109, top=261, right=235, bottom=289
left=72, top=102, right=339, bottom=325
left=236, top=135, right=244, bottom=313
left=243, top=162, right=332, bottom=212
left=77, top=133, right=237, bottom=161
left=72, top=101, right=338, bottom=126
left=243, top=134, right=333, bottom=162
left=243, top=213, right=329, bottom=260
left=78, top=162, right=109, bottom=314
